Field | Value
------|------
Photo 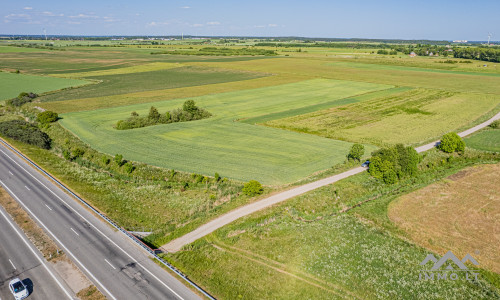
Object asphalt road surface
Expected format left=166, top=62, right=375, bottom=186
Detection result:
left=0, top=204, right=73, bottom=300
left=0, top=142, right=201, bottom=300
left=163, top=111, right=500, bottom=252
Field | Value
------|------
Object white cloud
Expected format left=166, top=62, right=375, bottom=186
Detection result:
left=207, top=21, right=220, bottom=25
left=4, top=13, right=30, bottom=20
left=147, top=21, right=169, bottom=27
left=180, top=6, right=190, bottom=9
left=23, top=7, right=33, bottom=10
left=42, top=11, right=64, bottom=17
left=268, top=24, right=278, bottom=27
left=67, top=21, right=81, bottom=25
left=192, top=23, right=204, bottom=27
left=254, top=25, right=266, bottom=28
left=69, top=13, right=99, bottom=19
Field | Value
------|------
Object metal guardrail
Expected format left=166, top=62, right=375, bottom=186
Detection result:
left=0, top=138, right=215, bottom=300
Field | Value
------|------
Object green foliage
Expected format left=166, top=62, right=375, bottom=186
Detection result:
left=62, top=149, right=71, bottom=160
left=124, top=162, right=135, bottom=174
left=215, top=172, right=221, bottom=182
left=116, top=100, right=212, bottom=130
left=6, top=92, right=37, bottom=107
left=453, top=47, right=500, bottom=63
left=438, top=132, right=465, bottom=153
left=347, top=144, right=365, bottom=161
left=368, top=144, right=421, bottom=184
left=242, top=180, right=263, bottom=196
left=489, top=120, right=500, bottom=129
left=0, top=120, right=51, bottom=149
left=37, top=111, right=58, bottom=124
left=101, top=156, right=110, bottom=165
left=114, top=154, right=125, bottom=166
left=148, top=106, right=161, bottom=121
left=72, top=148, right=85, bottom=158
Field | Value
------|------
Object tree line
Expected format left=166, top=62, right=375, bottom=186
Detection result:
left=116, top=100, right=212, bottom=130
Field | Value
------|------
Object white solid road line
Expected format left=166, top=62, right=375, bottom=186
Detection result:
left=9, top=259, right=16, bottom=270
left=24, top=185, right=30, bottom=191
left=0, top=147, right=185, bottom=300
left=104, top=259, right=116, bottom=270
left=0, top=180, right=117, bottom=300
left=0, top=203, right=73, bottom=299
left=70, top=227, right=79, bottom=236
left=45, top=204, right=53, bottom=211
left=9, top=171, right=13, bottom=176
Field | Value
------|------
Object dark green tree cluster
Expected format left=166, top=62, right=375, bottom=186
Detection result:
left=116, top=100, right=212, bottom=130
left=0, top=120, right=51, bottom=149
left=490, top=120, right=500, bottom=129
left=6, top=92, right=38, bottom=107
left=453, top=47, right=500, bottom=62
left=242, top=180, right=263, bottom=196
left=37, top=111, right=59, bottom=124
left=368, top=144, right=421, bottom=184
left=438, top=132, right=465, bottom=153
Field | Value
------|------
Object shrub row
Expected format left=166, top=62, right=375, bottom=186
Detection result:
left=116, top=100, right=212, bottom=130
left=0, top=120, right=51, bottom=149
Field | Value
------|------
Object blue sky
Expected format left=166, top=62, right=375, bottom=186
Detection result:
left=2, top=0, right=499, bottom=40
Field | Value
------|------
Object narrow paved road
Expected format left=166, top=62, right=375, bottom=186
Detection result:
left=0, top=141, right=201, bottom=300
left=163, top=111, right=500, bottom=252
left=0, top=205, right=73, bottom=300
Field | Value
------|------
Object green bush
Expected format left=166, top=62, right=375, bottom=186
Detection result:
left=101, top=156, right=110, bottom=165
left=37, top=111, right=59, bottom=124
left=72, top=148, right=85, bottom=158
left=242, top=180, right=263, bottom=196
left=438, top=132, right=465, bottom=153
left=114, top=154, right=125, bottom=166
left=6, top=92, right=38, bottom=107
left=124, top=162, right=135, bottom=174
left=0, top=120, right=51, bottom=149
left=347, top=144, right=365, bottom=161
left=215, top=172, right=221, bottom=182
left=489, top=120, right=500, bottom=129
left=63, top=149, right=71, bottom=160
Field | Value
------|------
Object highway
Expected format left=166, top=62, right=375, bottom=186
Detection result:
left=0, top=141, right=201, bottom=300
left=0, top=204, right=72, bottom=299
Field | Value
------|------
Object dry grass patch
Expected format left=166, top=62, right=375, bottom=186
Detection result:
left=388, top=163, right=500, bottom=273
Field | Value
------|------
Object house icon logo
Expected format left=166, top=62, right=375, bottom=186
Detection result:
left=419, top=251, right=480, bottom=281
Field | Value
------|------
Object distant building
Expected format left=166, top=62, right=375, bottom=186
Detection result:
left=409, top=52, right=417, bottom=57
left=429, top=52, right=434, bottom=56
left=453, top=40, right=468, bottom=43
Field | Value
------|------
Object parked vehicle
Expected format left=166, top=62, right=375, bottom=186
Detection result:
left=9, top=278, right=29, bottom=300
left=361, top=160, right=370, bottom=168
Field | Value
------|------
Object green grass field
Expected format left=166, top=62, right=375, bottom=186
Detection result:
left=265, top=88, right=500, bottom=146
left=0, top=71, right=89, bottom=101
left=465, top=129, right=500, bottom=152
left=166, top=157, right=500, bottom=299
left=59, top=79, right=387, bottom=184
left=40, top=66, right=267, bottom=102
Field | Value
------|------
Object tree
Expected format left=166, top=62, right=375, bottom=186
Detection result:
left=72, top=148, right=85, bottom=158
left=242, top=180, right=263, bottom=196
left=348, top=144, right=365, bottom=161
left=183, top=100, right=198, bottom=114
left=148, top=106, right=161, bottom=121
left=37, top=111, right=59, bottom=124
left=214, top=172, right=221, bottom=182
left=438, top=132, right=465, bottom=153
